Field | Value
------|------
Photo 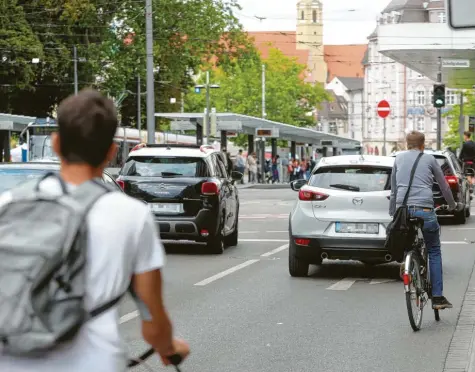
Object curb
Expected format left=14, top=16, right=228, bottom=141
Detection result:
left=443, top=261, right=475, bottom=372
left=237, top=184, right=290, bottom=190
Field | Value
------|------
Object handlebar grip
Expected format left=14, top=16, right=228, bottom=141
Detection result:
left=167, top=354, right=183, bottom=365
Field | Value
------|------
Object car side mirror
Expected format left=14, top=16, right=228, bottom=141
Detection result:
left=231, top=171, right=243, bottom=182
left=290, top=179, right=307, bottom=191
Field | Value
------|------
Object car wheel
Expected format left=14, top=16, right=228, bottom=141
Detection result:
left=207, top=216, right=225, bottom=254
left=224, top=213, right=239, bottom=247
left=289, top=253, right=310, bottom=277
left=455, top=208, right=467, bottom=224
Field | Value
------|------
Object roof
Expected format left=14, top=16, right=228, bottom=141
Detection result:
left=382, top=0, right=424, bottom=13
left=336, top=77, right=364, bottom=91
left=324, top=45, right=367, bottom=82
left=128, top=145, right=219, bottom=159
left=154, top=112, right=362, bottom=147
left=318, top=91, right=348, bottom=120
left=0, top=113, right=36, bottom=131
left=317, top=155, right=395, bottom=168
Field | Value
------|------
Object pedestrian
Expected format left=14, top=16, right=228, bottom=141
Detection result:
left=390, top=130, right=458, bottom=310
left=281, top=156, right=289, bottom=183
left=235, top=149, right=246, bottom=184
left=247, top=152, right=257, bottom=183
left=0, top=89, right=189, bottom=371
left=272, top=155, right=279, bottom=184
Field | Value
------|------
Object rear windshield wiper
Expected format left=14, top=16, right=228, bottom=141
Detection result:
left=161, top=172, right=183, bottom=177
left=329, top=184, right=360, bottom=192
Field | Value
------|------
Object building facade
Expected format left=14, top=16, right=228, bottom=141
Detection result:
left=362, top=0, right=460, bottom=154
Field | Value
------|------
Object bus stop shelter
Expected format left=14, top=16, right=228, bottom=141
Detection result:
left=0, top=113, right=35, bottom=162
left=155, top=112, right=361, bottom=158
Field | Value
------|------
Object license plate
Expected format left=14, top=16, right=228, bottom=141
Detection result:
left=335, top=222, right=379, bottom=234
left=150, top=203, right=183, bottom=214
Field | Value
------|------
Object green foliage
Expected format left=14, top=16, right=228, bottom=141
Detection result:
left=443, top=91, right=475, bottom=149
left=185, top=47, right=330, bottom=147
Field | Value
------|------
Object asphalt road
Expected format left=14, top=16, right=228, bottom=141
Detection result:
left=119, top=188, right=475, bottom=372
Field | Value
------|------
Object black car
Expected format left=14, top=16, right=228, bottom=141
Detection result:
left=0, top=162, right=123, bottom=194
left=393, top=149, right=472, bottom=224
left=116, top=144, right=242, bottom=254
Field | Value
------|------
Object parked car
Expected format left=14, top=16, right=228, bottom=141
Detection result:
left=0, top=162, right=122, bottom=194
left=116, top=144, right=242, bottom=254
left=392, top=149, right=472, bottom=224
left=288, top=155, right=395, bottom=277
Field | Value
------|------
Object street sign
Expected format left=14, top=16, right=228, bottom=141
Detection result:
left=377, top=100, right=391, bottom=119
left=226, top=131, right=238, bottom=138
left=442, top=59, right=470, bottom=68
left=469, top=116, right=475, bottom=133
left=255, top=128, right=279, bottom=138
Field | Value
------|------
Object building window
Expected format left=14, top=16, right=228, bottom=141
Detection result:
left=438, top=12, right=446, bottom=23
left=301, top=11, right=304, bottom=20
left=416, top=90, right=425, bottom=105
left=312, top=10, right=317, bottom=23
left=417, top=117, right=425, bottom=132
left=446, top=89, right=457, bottom=105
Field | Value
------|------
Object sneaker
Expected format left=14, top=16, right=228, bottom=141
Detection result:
left=432, top=296, right=453, bottom=310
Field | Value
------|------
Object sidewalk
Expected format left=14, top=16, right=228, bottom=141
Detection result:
left=444, top=263, right=475, bottom=372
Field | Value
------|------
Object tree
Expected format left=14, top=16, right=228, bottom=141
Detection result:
left=443, top=91, right=475, bottom=149
left=185, top=47, right=330, bottom=146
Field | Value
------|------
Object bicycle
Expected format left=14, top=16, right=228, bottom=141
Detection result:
left=402, top=204, right=448, bottom=331
left=128, top=349, right=184, bottom=371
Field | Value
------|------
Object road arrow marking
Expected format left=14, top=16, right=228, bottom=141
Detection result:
left=327, top=278, right=359, bottom=291
left=369, top=279, right=397, bottom=285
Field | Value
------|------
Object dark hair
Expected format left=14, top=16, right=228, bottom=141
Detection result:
left=57, top=89, right=118, bottom=167
left=464, top=131, right=471, bottom=139
left=406, top=131, right=425, bottom=149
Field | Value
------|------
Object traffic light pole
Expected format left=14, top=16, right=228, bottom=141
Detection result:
left=436, top=56, right=442, bottom=150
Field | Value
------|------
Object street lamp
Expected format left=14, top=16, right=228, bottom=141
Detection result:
left=195, top=71, right=220, bottom=144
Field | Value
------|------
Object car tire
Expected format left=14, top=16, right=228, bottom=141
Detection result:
left=207, top=216, right=225, bottom=254
left=289, top=253, right=310, bottom=277
left=224, top=214, right=239, bottom=247
left=455, top=208, right=467, bottom=224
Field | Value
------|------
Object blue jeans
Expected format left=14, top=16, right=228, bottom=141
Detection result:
left=409, top=209, right=443, bottom=296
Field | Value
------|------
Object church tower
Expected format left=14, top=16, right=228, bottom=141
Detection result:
left=296, top=0, right=327, bottom=84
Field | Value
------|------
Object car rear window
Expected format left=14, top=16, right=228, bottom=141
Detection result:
left=0, top=169, right=50, bottom=193
left=121, top=156, right=209, bottom=177
left=434, top=155, right=454, bottom=176
left=309, top=166, right=392, bottom=192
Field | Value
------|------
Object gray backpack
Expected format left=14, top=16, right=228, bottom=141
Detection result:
left=0, top=172, right=122, bottom=356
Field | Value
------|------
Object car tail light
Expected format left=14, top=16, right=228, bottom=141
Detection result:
left=201, top=182, right=218, bottom=195
left=298, top=189, right=329, bottom=201
left=295, top=238, right=310, bottom=246
left=116, top=180, right=125, bottom=190
left=445, top=175, right=458, bottom=190
left=402, top=273, right=410, bottom=286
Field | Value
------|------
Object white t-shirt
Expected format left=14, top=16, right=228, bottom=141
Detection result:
left=0, top=178, right=165, bottom=372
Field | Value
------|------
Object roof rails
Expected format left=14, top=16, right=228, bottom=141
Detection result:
left=130, top=143, right=211, bottom=153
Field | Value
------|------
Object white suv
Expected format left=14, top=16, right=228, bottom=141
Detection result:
left=288, top=155, right=395, bottom=277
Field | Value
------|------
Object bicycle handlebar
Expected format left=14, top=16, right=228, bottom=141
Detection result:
left=434, top=205, right=449, bottom=212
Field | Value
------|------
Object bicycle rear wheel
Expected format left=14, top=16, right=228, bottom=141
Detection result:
left=404, top=252, right=424, bottom=331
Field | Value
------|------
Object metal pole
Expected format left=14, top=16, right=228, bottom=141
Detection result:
left=145, top=0, right=155, bottom=144
left=262, top=64, right=266, bottom=118
left=459, top=91, right=465, bottom=146
left=383, top=118, right=387, bottom=156
left=205, top=71, right=211, bottom=144
left=73, top=45, right=78, bottom=95
left=137, top=75, right=141, bottom=140
left=436, top=56, right=442, bottom=150
left=181, top=92, right=185, bottom=113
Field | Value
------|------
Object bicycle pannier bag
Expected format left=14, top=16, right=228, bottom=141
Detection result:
left=385, top=152, right=424, bottom=261
left=0, top=173, right=123, bottom=356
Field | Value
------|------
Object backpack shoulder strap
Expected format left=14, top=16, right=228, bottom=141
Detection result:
left=402, top=152, right=424, bottom=206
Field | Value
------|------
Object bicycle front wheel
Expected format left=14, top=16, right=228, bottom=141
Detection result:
left=404, top=252, right=424, bottom=331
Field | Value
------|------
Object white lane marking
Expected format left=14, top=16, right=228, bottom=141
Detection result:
left=266, top=230, right=288, bottom=233
left=261, top=244, right=289, bottom=257
left=442, top=241, right=469, bottom=244
left=240, top=201, right=262, bottom=205
left=369, top=279, right=397, bottom=285
left=239, top=239, right=288, bottom=242
left=327, top=278, right=358, bottom=291
left=194, top=259, right=260, bottom=286
left=119, top=310, right=139, bottom=324
left=449, top=228, right=475, bottom=230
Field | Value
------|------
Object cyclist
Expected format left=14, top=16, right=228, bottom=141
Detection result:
left=389, top=131, right=457, bottom=310
left=459, top=131, right=475, bottom=186
left=0, top=89, right=189, bottom=371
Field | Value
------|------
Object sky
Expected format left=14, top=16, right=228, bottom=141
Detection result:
left=236, top=0, right=390, bottom=45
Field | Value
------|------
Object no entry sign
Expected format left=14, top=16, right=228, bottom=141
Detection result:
left=377, top=100, right=391, bottom=119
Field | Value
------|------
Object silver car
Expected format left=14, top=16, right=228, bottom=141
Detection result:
left=288, top=155, right=395, bottom=277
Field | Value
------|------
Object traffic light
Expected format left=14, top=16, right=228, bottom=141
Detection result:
left=433, top=84, right=446, bottom=108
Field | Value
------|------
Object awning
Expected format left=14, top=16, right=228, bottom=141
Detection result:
left=0, top=113, right=36, bottom=132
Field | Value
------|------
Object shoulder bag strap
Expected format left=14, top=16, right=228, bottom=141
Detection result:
left=402, top=152, right=424, bottom=206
